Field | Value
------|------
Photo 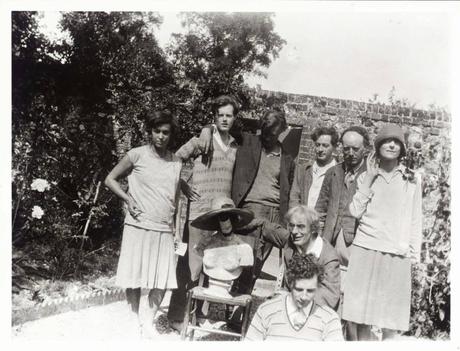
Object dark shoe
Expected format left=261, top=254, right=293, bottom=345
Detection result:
left=169, top=320, right=184, bottom=333
left=226, top=320, right=242, bottom=333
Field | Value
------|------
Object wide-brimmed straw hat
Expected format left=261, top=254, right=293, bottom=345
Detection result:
left=191, top=197, right=254, bottom=231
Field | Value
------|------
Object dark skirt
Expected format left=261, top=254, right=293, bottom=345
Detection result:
left=342, top=245, right=411, bottom=331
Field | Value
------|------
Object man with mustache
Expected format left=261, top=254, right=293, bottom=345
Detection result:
left=314, top=126, right=369, bottom=340
left=315, top=126, right=369, bottom=269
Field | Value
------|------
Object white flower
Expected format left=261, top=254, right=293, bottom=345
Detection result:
left=31, top=178, right=51, bottom=192
left=31, top=206, right=44, bottom=219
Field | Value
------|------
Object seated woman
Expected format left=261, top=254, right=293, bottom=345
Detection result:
left=257, top=206, right=341, bottom=311
left=191, top=197, right=254, bottom=298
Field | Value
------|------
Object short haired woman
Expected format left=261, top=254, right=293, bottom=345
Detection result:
left=342, top=124, right=422, bottom=340
left=104, top=110, right=182, bottom=333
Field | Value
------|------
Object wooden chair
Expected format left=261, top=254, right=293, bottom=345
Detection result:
left=180, top=285, right=253, bottom=341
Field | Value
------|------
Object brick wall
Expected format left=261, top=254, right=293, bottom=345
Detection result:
left=244, top=89, right=451, bottom=164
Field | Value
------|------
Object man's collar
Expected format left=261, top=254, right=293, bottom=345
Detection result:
left=286, top=293, right=314, bottom=317
left=213, top=128, right=236, bottom=148
left=294, top=235, right=323, bottom=258
left=344, top=159, right=365, bottom=174
left=313, top=159, right=336, bottom=175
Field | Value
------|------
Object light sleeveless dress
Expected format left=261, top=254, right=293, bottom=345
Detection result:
left=115, top=145, right=182, bottom=289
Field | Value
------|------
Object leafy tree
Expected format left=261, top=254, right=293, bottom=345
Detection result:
left=12, top=12, right=178, bottom=281
left=167, top=12, right=286, bottom=140
left=60, top=12, right=177, bottom=152
left=11, top=11, right=287, bottom=295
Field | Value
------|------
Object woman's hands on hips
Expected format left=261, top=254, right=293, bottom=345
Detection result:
left=127, top=196, right=142, bottom=218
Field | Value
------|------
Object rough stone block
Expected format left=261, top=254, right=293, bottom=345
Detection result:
left=434, top=121, right=446, bottom=129
left=286, top=102, right=311, bottom=112
left=369, top=113, right=382, bottom=121
left=402, top=117, right=412, bottom=124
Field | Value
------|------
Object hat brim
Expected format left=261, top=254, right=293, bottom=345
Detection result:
left=191, top=208, right=254, bottom=232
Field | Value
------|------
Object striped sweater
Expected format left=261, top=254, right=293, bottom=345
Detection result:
left=246, top=293, right=343, bottom=341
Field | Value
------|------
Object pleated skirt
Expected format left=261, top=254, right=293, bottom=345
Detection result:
left=342, top=245, right=411, bottom=331
left=115, top=224, right=177, bottom=290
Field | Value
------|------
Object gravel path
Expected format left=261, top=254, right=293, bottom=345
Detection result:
left=12, top=285, right=271, bottom=341
left=12, top=249, right=281, bottom=341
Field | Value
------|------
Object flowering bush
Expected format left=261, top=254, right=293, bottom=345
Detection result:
left=30, top=179, right=51, bottom=192
left=403, top=129, right=450, bottom=339
left=31, top=206, right=44, bottom=219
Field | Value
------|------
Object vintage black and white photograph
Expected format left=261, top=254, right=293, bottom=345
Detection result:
left=5, top=0, right=459, bottom=345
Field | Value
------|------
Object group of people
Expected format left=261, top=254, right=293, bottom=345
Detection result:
left=104, top=95, right=422, bottom=341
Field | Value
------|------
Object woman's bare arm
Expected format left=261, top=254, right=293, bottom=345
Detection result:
left=104, top=155, right=140, bottom=217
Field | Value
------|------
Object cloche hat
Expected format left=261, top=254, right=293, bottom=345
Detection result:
left=374, top=123, right=406, bottom=157
left=191, top=197, right=254, bottom=231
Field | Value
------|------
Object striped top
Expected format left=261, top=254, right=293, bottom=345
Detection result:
left=246, top=293, right=343, bottom=341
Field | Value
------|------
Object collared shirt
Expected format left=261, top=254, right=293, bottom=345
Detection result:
left=286, top=294, right=313, bottom=330
left=212, top=126, right=236, bottom=152
left=245, top=292, right=344, bottom=341
left=294, top=235, right=323, bottom=258
left=307, top=159, right=337, bottom=208
left=175, top=127, right=236, bottom=160
left=350, top=164, right=422, bottom=261
left=344, top=159, right=365, bottom=189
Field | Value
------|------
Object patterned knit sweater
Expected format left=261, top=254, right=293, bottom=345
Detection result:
left=176, top=131, right=237, bottom=221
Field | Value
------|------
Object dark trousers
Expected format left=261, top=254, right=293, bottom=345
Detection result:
left=233, top=202, right=280, bottom=295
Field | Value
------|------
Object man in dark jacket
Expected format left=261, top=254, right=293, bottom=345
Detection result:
left=289, top=127, right=339, bottom=209
left=231, top=110, right=296, bottom=295
left=315, top=126, right=369, bottom=267
left=260, top=205, right=341, bottom=310
left=314, top=125, right=369, bottom=340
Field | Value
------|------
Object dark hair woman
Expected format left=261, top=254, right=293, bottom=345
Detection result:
left=342, top=124, right=422, bottom=340
left=104, top=110, right=182, bottom=334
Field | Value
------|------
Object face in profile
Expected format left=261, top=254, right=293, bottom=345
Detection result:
left=151, top=123, right=172, bottom=151
left=288, top=212, right=312, bottom=248
left=291, top=276, right=318, bottom=309
left=215, top=104, right=235, bottom=133
left=314, top=134, right=335, bottom=165
left=342, top=131, right=366, bottom=168
left=378, top=138, right=402, bottom=161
